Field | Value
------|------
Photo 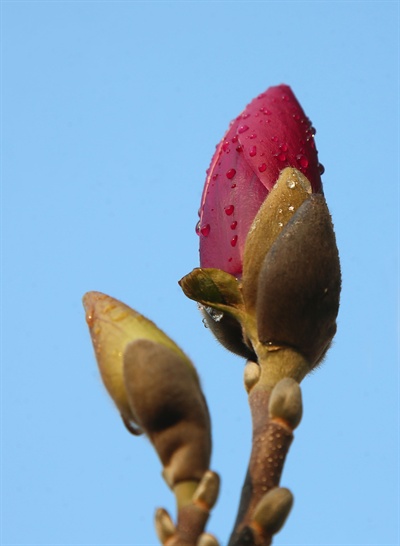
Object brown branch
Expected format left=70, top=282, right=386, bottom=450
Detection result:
left=228, top=362, right=303, bottom=546
left=155, top=471, right=220, bottom=546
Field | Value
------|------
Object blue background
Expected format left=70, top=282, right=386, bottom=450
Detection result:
left=2, top=2, right=398, bottom=545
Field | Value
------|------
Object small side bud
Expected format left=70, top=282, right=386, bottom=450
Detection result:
left=154, top=507, right=176, bottom=543
left=192, top=471, right=220, bottom=510
left=244, top=361, right=261, bottom=392
left=252, top=487, right=293, bottom=536
left=197, top=533, right=220, bottom=546
left=123, top=339, right=211, bottom=486
left=268, top=378, right=302, bottom=430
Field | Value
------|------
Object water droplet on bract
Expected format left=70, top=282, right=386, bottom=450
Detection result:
left=258, top=163, right=267, bottom=172
left=276, top=152, right=286, bottom=162
left=296, top=154, right=309, bottom=169
left=204, top=306, right=224, bottom=322
left=226, top=168, right=236, bottom=179
left=231, top=235, right=238, bottom=247
left=230, top=221, right=237, bottom=230
left=224, top=204, right=235, bottom=216
left=279, top=143, right=288, bottom=152
left=231, top=135, right=238, bottom=144
left=287, top=179, right=296, bottom=189
left=195, top=221, right=201, bottom=235
left=201, top=224, right=210, bottom=237
left=249, top=145, right=257, bottom=157
left=238, top=125, right=249, bottom=134
left=236, top=145, right=243, bottom=153
left=318, top=163, right=325, bottom=174
left=249, top=133, right=257, bottom=139
left=86, top=313, right=94, bottom=327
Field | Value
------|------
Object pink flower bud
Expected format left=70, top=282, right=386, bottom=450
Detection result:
left=198, top=85, right=323, bottom=276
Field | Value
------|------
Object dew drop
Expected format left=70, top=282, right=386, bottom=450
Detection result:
left=287, top=179, right=296, bottom=189
left=238, top=125, right=249, bottom=134
left=231, top=135, right=238, bottom=144
left=231, top=235, right=238, bottom=247
left=249, top=133, right=257, bottom=139
left=222, top=140, right=230, bottom=152
left=279, top=143, right=288, bottom=152
left=224, top=204, right=235, bottom=216
left=276, top=152, right=286, bottom=161
left=195, top=221, right=201, bottom=235
left=236, top=145, right=243, bottom=153
left=204, top=306, right=224, bottom=322
left=271, top=135, right=278, bottom=142
left=296, top=154, right=309, bottom=169
left=318, top=162, right=325, bottom=174
left=249, top=146, right=257, bottom=157
left=230, top=221, right=237, bottom=230
left=258, top=163, right=267, bottom=172
left=201, top=224, right=210, bottom=236
left=226, top=168, right=236, bottom=179
left=212, top=173, right=218, bottom=181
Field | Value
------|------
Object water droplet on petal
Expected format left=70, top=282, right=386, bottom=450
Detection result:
left=230, top=221, right=237, bottom=230
left=201, top=224, right=210, bottom=236
left=212, top=174, right=218, bottom=181
left=279, top=143, right=288, bottom=152
left=195, top=221, right=201, bottom=235
left=226, top=168, right=236, bottom=179
left=249, top=146, right=257, bottom=157
left=231, top=235, right=238, bottom=247
left=224, top=205, right=235, bottom=216
left=222, top=141, right=230, bottom=152
left=258, top=163, right=267, bottom=172
left=276, top=152, right=286, bottom=161
left=249, top=133, right=257, bottom=139
left=231, top=135, right=238, bottom=144
left=236, top=145, right=243, bottom=153
left=296, top=154, right=309, bottom=169
left=238, top=125, right=249, bottom=134
left=319, top=163, right=325, bottom=174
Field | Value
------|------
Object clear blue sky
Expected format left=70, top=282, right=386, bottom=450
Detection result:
left=2, top=2, right=398, bottom=545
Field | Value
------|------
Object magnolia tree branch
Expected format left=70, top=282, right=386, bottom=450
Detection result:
left=228, top=364, right=303, bottom=546
left=155, top=471, right=220, bottom=546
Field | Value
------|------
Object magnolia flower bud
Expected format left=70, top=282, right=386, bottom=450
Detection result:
left=197, top=84, right=323, bottom=277
left=123, top=339, right=211, bottom=486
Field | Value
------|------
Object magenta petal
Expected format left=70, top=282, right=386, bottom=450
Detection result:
left=238, top=85, right=322, bottom=193
left=198, top=84, right=323, bottom=276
